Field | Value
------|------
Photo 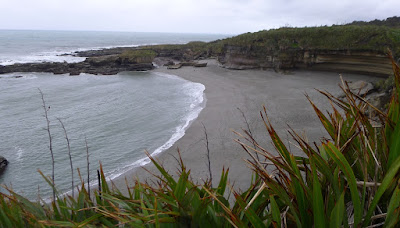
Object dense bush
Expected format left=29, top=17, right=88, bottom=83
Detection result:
left=144, top=22, right=400, bottom=60
left=216, top=25, right=400, bottom=56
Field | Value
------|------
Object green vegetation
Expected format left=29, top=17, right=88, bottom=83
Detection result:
left=212, top=17, right=400, bottom=57
left=348, top=16, right=400, bottom=28
left=119, top=50, right=157, bottom=63
left=139, top=20, right=400, bottom=64
left=143, top=41, right=208, bottom=51
left=376, top=75, right=395, bottom=92
left=215, top=25, right=400, bottom=55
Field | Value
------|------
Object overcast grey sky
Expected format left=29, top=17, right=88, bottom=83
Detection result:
left=0, top=0, right=398, bottom=35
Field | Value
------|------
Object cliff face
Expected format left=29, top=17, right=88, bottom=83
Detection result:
left=217, top=45, right=393, bottom=77
left=213, top=22, right=400, bottom=77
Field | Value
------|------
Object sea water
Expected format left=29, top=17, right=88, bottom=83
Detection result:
left=0, top=30, right=225, bottom=200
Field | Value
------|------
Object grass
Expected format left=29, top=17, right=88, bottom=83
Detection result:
left=1, top=54, right=400, bottom=227
left=119, top=50, right=157, bottom=64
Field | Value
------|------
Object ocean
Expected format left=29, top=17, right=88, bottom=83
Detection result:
left=0, top=30, right=226, bottom=200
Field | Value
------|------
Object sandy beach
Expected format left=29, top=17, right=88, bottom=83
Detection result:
left=112, top=59, right=380, bottom=193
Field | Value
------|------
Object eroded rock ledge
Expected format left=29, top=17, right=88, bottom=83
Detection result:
left=218, top=46, right=393, bottom=77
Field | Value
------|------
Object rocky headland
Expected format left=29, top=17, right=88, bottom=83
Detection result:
left=1, top=17, right=399, bottom=78
left=0, top=50, right=155, bottom=75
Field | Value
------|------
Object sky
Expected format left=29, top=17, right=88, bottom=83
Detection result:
left=0, top=0, right=399, bottom=35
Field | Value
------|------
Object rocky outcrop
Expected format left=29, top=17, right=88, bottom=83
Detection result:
left=73, top=47, right=137, bottom=57
left=218, top=46, right=393, bottom=77
left=0, top=54, right=154, bottom=76
left=338, top=80, right=375, bottom=98
left=336, top=80, right=393, bottom=118
left=348, top=81, right=375, bottom=96
left=0, top=156, right=8, bottom=174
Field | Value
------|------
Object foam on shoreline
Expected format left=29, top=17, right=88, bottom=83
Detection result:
left=106, top=72, right=206, bottom=181
left=0, top=44, right=141, bottom=66
left=0, top=40, right=190, bottom=66
left=39, top=71, right=205, bottom=202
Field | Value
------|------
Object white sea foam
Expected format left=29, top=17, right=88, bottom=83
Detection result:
left=106, top=73, right=206, bottom=181
left=0, top=31, right=229, bottom=201
left=0, top=43, right=162, bottom=66
left=0, top=54, right=86, bottom=66
left=0, top=73, right=38, bottom=79
left=15, top=146, right=24, bottom=162
left=53, top=73, right=206, bottom=201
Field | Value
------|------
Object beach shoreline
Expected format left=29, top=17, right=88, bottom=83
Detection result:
left=111, top=59, right=381, bottom=193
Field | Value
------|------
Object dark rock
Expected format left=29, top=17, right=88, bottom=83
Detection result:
left=69, top=71, right=80, bottom=76
left=181, top=62, right=195, bottom=66
left=366, top=92, right=392, bottom=118
left=368, top=92, right=391, bottom=109
left=0, top=54, right=154, bottom=76
left=74, top=47, right=137, bottom=57
left=85, top=55, right=119, bottom=67
left=167, top=64, right=182, bottom=69
left=348, top=80, right=375, bottom=96
left=194, top=62, right=207, bottom=67
left=338, top=80, right=375, bottom=98
left=163, top=61, right=175, bottom=66
left=0, top=156, right=8, bottom=173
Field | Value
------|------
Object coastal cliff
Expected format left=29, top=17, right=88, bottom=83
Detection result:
left=217, top=47, right=393, bottom=76
left=213, top=19, right=400, bottom=76
left=1, top=17, right=399, bottom=77
left=143, top=18, right=400, bottom=77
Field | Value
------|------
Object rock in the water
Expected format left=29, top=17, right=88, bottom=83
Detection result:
left=163, top=61, right=175, bottom=66
left=0, top=156, right=8, bottom=173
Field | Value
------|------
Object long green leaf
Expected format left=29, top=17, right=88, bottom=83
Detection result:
left=387, top=122, right=400, bottom=169
left=12, top=192, right=46, bottom=220
left=217, top=168, right=229, bottom=196
left=363, top=155, right=400, bottom=226
left=45, top=220, right=75, bottom=227
left=323, top=142, right=362, bottom=226
left=330, top=192, right=345, bottom=228
left=270, top=195, right=281, bottom=228
left=384, top=183, right=400, bottom=228
left=235, top=193, right=265, bottom=228
left=0, top=207, right=13, bottom=227
left=173, top=170, right=188, bottom=202
left=311, top=158, right=326, bottom=228
left=147, top=152, right=177, bottom=189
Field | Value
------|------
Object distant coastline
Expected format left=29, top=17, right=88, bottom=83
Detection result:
left=1, top=17, right=399, bottom=77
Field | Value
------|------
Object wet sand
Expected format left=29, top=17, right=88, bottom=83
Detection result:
left=112, top=59, right=379, bottom=193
